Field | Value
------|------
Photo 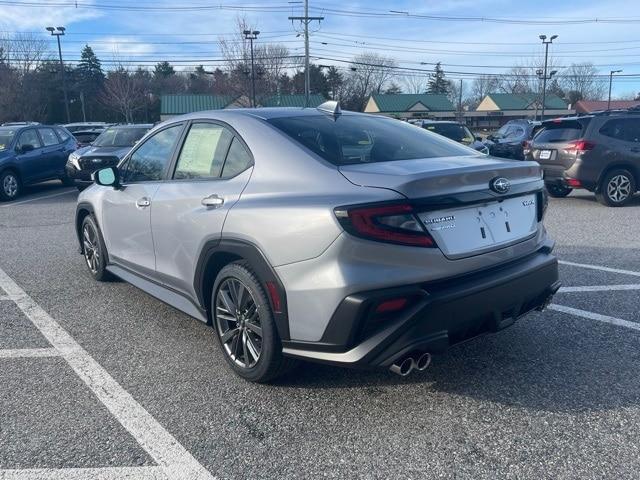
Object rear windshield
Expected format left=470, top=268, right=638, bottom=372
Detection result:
left=93, top=127, right=149, bottom=147
left=535, top=120, right=588, bottom=143
left=267, top=115, right=475, bottom=165
left=423, top=123, right=475, bottom=144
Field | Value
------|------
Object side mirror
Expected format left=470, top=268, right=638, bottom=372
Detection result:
left=18, top=144, right=35, bottom=153
left=94, top=166, right=120, bottom=188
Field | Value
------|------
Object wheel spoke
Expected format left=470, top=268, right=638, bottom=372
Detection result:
left=236, top=282, right=246, bottom=310
left=246, top=334, right=260, bottom=362
left=246, top=321, right=262, bottom=337
left=216, top=310, right=236, bottom=322
left=219, top=289, right=236, bottom=313
left=242, top=331, right=250, bottom=364
left=221, top=327, right=239, bottom=344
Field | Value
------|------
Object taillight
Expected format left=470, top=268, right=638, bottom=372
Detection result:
left=522, top=140, right=531, bottom=155
left=334, top=203, right=436, bottom=248
left=564, top=139, right=595, bottom=154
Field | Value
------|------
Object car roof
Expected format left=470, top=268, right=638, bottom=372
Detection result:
left=173, top=107, right=364, bottom=122
left=106, top=124, right=154, bottom=129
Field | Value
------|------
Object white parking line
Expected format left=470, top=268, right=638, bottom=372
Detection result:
left=0, top=466, right=166, bottom=480
left=559, top=284, right=640, bottom=293
left=549, top=304, right=640, bottom=332
left=559, top=260, right=640, bottom=277
left=0, top=348, right=60, bottom=358
left=0, top=189, right=76, bottom=208
left=0, top=266, right=215, bottom=480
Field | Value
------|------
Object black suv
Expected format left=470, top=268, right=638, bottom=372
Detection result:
left=527, top=112, right=640, bottom=206
left=485, top=119, right=542, bottom=160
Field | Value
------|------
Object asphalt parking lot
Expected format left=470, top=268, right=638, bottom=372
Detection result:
left=0, top=184, right=639, bottom=480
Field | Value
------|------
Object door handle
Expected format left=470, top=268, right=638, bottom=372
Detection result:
left=136, top=197, right=151, bottom=208
left=201, top=194, right=224, bottom=209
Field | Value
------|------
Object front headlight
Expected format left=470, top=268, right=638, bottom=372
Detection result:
left=68, top=153, right=80, bottom=170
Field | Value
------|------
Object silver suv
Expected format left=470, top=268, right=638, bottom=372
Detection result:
left=76, top=104, right=560, bottom=382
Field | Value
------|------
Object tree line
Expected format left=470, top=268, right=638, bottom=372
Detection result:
left=1, top=27, right=636, bottom=125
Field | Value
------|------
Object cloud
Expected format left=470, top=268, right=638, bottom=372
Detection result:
left=0, top=1, right=101, bottom=30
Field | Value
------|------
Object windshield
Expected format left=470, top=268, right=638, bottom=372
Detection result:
left=0, top=129, right=16, bottom=150
left=267, top=115, right=475, bottom=166
left=424, top=123, right=475, bottom=144
left=93, top=127, right=149, bottom=147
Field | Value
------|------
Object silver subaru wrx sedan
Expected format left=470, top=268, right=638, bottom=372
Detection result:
left=75, top=102, right=560, bottom=382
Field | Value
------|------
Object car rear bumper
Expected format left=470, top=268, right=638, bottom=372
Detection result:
left=281, top=249, right=560, bottom=369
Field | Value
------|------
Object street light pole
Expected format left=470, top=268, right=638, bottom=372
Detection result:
left=608, top=69, right=622, bottom=111
left=243, top=30, right=260, bottom=108
left=538, top=34, right=557, bottom=121
left=46, top=26, right=70, bottom=123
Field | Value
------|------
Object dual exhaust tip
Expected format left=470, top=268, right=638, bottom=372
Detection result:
left=389, top=352, right=431, bottom=376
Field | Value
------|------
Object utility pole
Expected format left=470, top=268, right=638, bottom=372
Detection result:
left=289, top=0, right=324, bottom=107
left=458, top=79, right=463, bottom=122
left=538, top=34, right=557, bottom=121
left=46, top=26, right=70, bottom=123
left=608, top=69, right=622, bottom=111
left=243, top=30, right=260, bottom=108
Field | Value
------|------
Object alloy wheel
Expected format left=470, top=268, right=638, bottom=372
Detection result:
left=607, top=174, right=631, bottom=203
left=3, top=174, right=18, bottom=198
left=82, top=223, right=100, bottom=273
left=215, top=278, right=263, bottom=368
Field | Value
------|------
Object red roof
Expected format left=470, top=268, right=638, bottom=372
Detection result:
left=574, top=100, right=640, bottom=113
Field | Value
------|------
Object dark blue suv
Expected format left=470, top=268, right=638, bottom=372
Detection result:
left=0, top=124, right=77, bottom=201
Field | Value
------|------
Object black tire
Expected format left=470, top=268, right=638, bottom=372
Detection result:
left=212, top=262, right=296, bottom=382
left=61, top=176, right=75, bottom=187
left=596, top=168, right=636, bottom=207
left=0, top=169, right=21, bottom=201
left=81, top=215, right=113, bottom=281
left=545, top=183, right=572, bottom=198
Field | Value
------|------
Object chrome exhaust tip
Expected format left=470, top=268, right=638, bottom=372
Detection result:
left=389, top=357, right=415, bottom=376
left=415, top=352, right=431, bottom=371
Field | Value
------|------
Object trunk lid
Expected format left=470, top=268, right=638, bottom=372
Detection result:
left=338, top=155, right=541, bottom=199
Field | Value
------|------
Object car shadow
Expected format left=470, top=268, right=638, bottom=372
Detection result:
left=273, top=308, right=640, bottom=414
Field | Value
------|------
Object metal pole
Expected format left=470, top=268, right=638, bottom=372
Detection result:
left=250, top=36, right=256, bottom=108
left=304, top=0, right=310, bottom=107
left=56, top=34, right=70, bottom=123
left=458, top=78, right=463, bottom=122
left=541, top=42, right=549, bottom=121
left=608, top=72, right=613, bottom=111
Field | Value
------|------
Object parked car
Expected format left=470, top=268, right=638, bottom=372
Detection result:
left=63, top=122, right=108, bottom=133
left=66, top=124, right=152, bottom=190
left=485, top=120, right=542, bottom=160
left=0, top=124, right=77, bottom=201
left=72, top=128, right=106, bottom=148
left=75, top=104, right=559, bottom=382
left=526, top=112, right=640, bottom=206
left=413, top=120, right=488, bottom=154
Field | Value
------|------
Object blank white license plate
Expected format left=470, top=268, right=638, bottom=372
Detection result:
left=539, top=150, right=552, bottom=160
left=418, top=194, right=538, bottom=257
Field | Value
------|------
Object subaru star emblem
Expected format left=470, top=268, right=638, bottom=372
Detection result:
left=490, top=177, right=510, bottom=194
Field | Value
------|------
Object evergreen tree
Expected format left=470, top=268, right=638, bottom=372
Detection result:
left=154, top=61, right=175, bottom=79
left=427, top=62, right=450, bottom=95
left=75, top=45, right=105, bottom=120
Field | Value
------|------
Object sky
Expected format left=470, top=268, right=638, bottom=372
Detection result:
left=1, top=0, right=639, bottom=98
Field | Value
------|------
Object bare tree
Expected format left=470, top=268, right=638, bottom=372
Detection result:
left=0, top=33, right=50, bottom=73
left=401, top=74, right=427, bottom=94
left=561, top=62, right=606, bottom=101
left=345, top=52, right=397, bottom=110
left=470, top=75, right=501, bottom=106
left=100, top=66, right=148, bottom=123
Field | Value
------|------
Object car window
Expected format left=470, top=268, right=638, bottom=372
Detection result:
left=123, top=125, right=183, bottom=183
left=221, top=137, right=253, bottom=178
left=600, top=119, right=640, bottom=143
left=94, top=127, right=149, bottom=147
left=174, top=123, right=233, bottom=180
left=17, top=129, right=42, bottom=150
left=535, top=121, right=584, bottom=143
left=38, top=128, right=59, bottom=146
left=0, top=128, right=16, bottom=150
left=268, top=115, right=473, bottom=166
left=55, top=127, right=71, bottom=142
left=424, top=123, right=472, bottom=143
